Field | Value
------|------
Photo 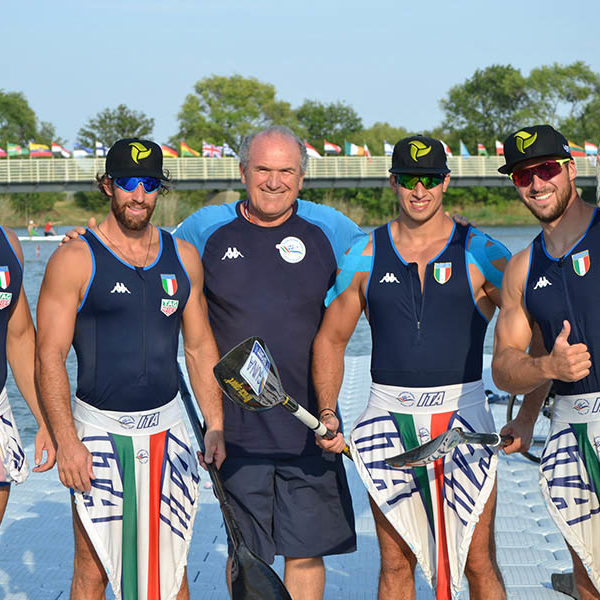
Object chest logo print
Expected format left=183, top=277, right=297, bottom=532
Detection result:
left=0, top=267, right=10, bottom=290
left=0, top=292, right=12, bottom=310
left=161, top=273, right=178, bottom=296
left=111, top=282, right=131, bottom=294
left=161, top=298, right=179, bottom=316
left=221, top=247, right=244, bottom=260
left=276, top=236, right=306, bottom=264
left=533, top=276, right=552, bottom=289
left=434, top=262, right=452, bottom=285
left=572, top=250, right=590, bottom=276
left=379, top=272, right=400, bottom=284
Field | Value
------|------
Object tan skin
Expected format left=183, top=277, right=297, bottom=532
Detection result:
left=36, top=179, right=224, bottom=600
left=312, top=173, right=507, bottom=600
left=492, top=157, right=599, bottom=599
left=59, top=135, right=323, bottom=600
left=0, top=228, right=55, bottom=523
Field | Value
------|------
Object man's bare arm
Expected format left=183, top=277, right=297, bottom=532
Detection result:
left=36, top=241, right=95, bottom=491
left=312, top=245, right=370, bottom=453
left=3, top=228, right=55, bottom=472
left=177, top=238, right=225, bottom=469
left=493, top=249, right=591, bottom=394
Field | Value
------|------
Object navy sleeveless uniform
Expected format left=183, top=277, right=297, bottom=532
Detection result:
left=368, top=222, right=488, bottom=386
left=348, top=221, right=507, bottom=598
left=175, top=199, right=362, bottom=563
left=0, top=227, right=23, bottom=390
left=75, top=228, right=190, bottom=410
left=525, top=209, right=600, bottom=592
left=0, top=226, right=28, bottom=486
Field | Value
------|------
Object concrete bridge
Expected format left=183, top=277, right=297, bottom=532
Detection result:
left=0, top=155, right=597, bottom=193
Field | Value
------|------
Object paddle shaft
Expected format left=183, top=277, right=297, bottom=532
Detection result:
left=280, top=394, right=353, bottom=460
left=177, top=365, right=244, bottom=549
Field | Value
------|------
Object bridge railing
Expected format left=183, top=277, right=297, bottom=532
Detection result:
left=0, top=155, right=597, bottom=188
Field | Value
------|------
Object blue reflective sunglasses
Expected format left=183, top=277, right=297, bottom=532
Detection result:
left=112, top=176, right=162, bottom=193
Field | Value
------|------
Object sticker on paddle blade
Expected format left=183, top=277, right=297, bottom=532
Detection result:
left=240, top=340, right=270, bottom=395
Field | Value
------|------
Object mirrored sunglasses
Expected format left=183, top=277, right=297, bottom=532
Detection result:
left=509, top=158, right=570, bottom=187
left=395, top=174, right=445, bottom=190
left=113, top=176, right=162, bottom=193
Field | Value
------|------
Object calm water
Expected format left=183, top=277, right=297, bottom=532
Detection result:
left=9, top=224, right=540, bottom=444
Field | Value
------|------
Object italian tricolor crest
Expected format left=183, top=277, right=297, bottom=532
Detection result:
left=433, top=262, right=452, bottom=285
left=0, top=267, right=10, bottom=290
left=161, top=274, right=177, bottom=296
left=572, top=250, right=590, bottom=276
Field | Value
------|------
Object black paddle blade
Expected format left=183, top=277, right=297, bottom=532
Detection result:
left=214, top=337, right=287, bottom=411
left=232, top=542, right=292, bottom=600
left=385, top=428, right=465, bottom=468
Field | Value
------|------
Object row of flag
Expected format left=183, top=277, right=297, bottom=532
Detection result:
left=2, top=138, right=598, bottom=160
left=455, top=139, right=598, bottom=158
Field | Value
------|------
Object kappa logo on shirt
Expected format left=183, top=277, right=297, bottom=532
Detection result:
left=533, top=276, right=552, bottom=290
left=110, top=282, right=131, bottom=294
left=221, top=247, right=244, bottom=260
left=379, top=272, right=400, bottom=284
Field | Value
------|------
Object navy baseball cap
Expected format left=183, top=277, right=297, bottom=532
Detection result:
left=105, top=138, right=166, bottom=179
left=389, top=136, right=450, bottom=175
left=499, top=125, right=571, bottom=174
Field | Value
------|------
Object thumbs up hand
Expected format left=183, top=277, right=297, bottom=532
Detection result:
left=549, top=320, right=591, bottom=382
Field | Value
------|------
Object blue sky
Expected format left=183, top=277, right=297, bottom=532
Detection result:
left=3, top=0, right=599, bottom=147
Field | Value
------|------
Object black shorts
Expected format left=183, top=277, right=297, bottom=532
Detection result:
left=219, top=451, right=356, bottom=564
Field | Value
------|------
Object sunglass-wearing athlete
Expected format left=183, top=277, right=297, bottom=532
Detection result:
left=493, top=124, right=600, bottom=599
left=312, top=135, right=512, bottom=600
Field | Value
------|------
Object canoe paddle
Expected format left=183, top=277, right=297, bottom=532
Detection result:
left=177, top=364, right=292, bottom=600
left=213, top=336, right=352, bottom=460
left=385, top=427, right=513, bottom=468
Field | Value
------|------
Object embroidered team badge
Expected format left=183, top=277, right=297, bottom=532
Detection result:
left=433, top=262, right=452, bottom=284
left=0, top=292, right=12, bottom=310
left=572, top=250, right=590, bottom=276
left=161, top=273, right=178, bottom=296
left=275, top=236, right=306, bottom=264
left=161, top=298, right=179, bottom=316
left=0, top=267, right=10, bottom=289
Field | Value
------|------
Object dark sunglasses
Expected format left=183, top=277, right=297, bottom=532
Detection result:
left=509, top=158, right=570, bottom=187
left=112, top=176, right=162, bottom=193
left=395, top=174, right=445, bottom=190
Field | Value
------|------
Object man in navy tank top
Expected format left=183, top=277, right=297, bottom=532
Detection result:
left=174, top=126, right=361, bottom=600
left=0, top=226, right=54, bottom=525
left=36, top=139, right=224, bottom=600
left=313, top=136, right=511, bottom=599
left=493, top=125, right=600, bottom=599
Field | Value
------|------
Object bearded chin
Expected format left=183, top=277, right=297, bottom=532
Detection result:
left=111, top=198, right=155, bottom=231
left=523, top=188, right=570, bottom=224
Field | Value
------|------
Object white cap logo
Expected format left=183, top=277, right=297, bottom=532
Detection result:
left=276, top=237, right=306, bottom=264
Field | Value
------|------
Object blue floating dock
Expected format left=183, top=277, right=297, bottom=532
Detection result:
left=0, top=356, right=571, bottom=598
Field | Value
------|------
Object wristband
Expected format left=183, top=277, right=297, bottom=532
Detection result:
left=319, top=408, right=337, bottom=418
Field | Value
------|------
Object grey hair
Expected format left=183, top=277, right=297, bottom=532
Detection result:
left=238, top=125, right=308, bottom=174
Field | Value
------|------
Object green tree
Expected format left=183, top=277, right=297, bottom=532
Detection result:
left=175, top=74, right=297, bottom=151
left=77, top=104, right=155, bottom=148
left=526, top=62, right=600, bottom=126
left=0, top=90, right=38, bottom=146
left=10, top=192, right=61, bottom=217
left=440, top=65, right=529, bottom=153
left=295, top=100, right=362, bottom=150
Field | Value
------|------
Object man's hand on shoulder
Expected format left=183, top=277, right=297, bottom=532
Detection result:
left=60, top=217, right=96, bottom=246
